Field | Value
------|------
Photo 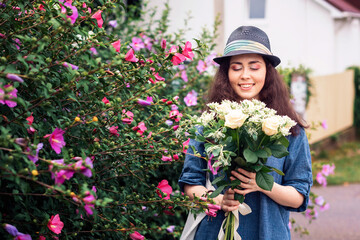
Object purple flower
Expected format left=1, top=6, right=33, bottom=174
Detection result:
left=205, top=52, right=219, bottom=66
left=166, top=225, right=175, bottom=233
left=109, top=20, right=118, bottom=28
left=0, top=85, right=18, bottom=108
left=6, top=73, right=24, bottom=83
left=4, top=224, right=19, bottom=236
left=184, top=90, right=198, bottom=107
left=321, top=164, right=335, bottom=176
left=314, top=196, right=325, bottom=206
left=181, top=70, right=188, bottom=82
left=321, top=120, right=328, bottom=129
left=165, top=120, right=173, bottom=126
left=90, top=47, right=98, bottom=55
left=316, top=172, right=327, bottom=187
left=28, top=143, right=44, bottom=163
left=320, top=203, right=330, bottom=211
left=63, top=62, right=79, bottom=70
left=171, top=104, right=178, bottom=110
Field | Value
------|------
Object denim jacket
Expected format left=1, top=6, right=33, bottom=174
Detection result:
left=178, top=127, right=313, bottom=240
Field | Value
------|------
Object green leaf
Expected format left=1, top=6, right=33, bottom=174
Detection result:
left=209, top=184, right=226, bottom=198
left=234, top=193, right=245, bottom=203
left=255, top=149, right=270, bottom=158
left=277, top=135, right=290, bottom=148
left=243, top=148, right=258, bottom=163
left=233, top=156, right=247, bottom=167
left=268, top=166, right=285, bottom=176
left=195, top=135, right=206, bottom=142
left=212, top=175, right=225, bottom=185
left=256, top=171, right=274, bottom=191
left=269, top=144, right=289, bottom=158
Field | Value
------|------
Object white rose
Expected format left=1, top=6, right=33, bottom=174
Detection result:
left=262, top=116, right=280, bottom=136
left=224, top=110, right=248, bottom=129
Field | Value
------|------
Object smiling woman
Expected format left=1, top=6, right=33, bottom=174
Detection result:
left=179, top=26, right=312, bottom=240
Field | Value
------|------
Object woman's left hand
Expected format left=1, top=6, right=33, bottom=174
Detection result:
left=230, top=168, right=262, bottom=196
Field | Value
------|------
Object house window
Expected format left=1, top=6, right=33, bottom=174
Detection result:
left=249, top=0, right=266, bottom=19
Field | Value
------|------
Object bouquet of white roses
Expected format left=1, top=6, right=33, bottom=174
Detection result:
left=186, top=99, right=296, bottom=239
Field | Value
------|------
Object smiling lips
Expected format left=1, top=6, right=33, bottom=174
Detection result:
left=239, top=83, right=255, bottom=90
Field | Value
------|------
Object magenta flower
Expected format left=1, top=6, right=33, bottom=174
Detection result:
left=161, top=155, right=172, bottom=162
left=314, top=196, right=325, bottom=206
left=109, top=20, right=118, bottom=28
left=47, top=214, right=64, bottom=234
left=169, top=45, right=186, bottom=65
left=90, top=47, right=98, bottom=55
left=157, top=179, right=173, bottom=200
left=102, top=97, right=110, bottom=104
left=6, top=73, right=24, bottom=83
left=130, top=231, right=144, bottom=240
left=64, top=1, right=78, bottom=24
left=91, top=10, right=103, bottom=28
left=205, top=203, right=221, bottom=217
left=182, top=138, right=190, bottom=153
left=208, top=155, right=220, bottom=175
left=74, top=157, right=93, bottom=178
left=132, top=122, right=147, bottom=135
left=55, top=169, right=75, bottom=185
left=130, top=37, right=145, bottom=51
left=83, top=194, right=96, bottom=215
left=196, top=60, right=207, bottom=74
left=182, top=41, right=194, bottom=60
left=109, top=126, right=119, bottom=137
left=14, top=38, right=21, bottom=50
left=63, top=62, right=78, bottom=70
left=161, top=38, right=166, bottom=49
left=15, top=234, right=32, bottom=240
left=320, top=203, right=330, bottom=211
left=321, top=120, right=328, bottom=129
left=142, top=35, right=153, bottom=51
left=184, top=90, right=198, bottom=107
left=125, top=48, right=139, bottom=62
left=137, top=98, right=152, bottom=106
left=111, top=39, right=121, bottom=53
left=0, top=85, right=18, bottom=108
left=205, top=52, right=219, bottom=66
left=44, top=128, right=66, bottom=154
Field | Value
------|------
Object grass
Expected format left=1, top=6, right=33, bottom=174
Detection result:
left=312, top=140, right=360, bottom=185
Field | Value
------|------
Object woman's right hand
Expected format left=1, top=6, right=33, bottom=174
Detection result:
left=221, top=188, right=240, bottom=212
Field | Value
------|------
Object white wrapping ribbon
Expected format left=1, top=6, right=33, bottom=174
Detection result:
left=217, top=203, right=252, bottom=240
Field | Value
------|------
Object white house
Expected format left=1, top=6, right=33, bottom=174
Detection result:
left=146, top=0, right=360, bottom=76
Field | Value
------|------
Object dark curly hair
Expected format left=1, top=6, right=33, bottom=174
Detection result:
left=206, top=57, right=307, bottom=135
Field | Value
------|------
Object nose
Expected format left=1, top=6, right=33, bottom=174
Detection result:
left=241, top=68, right=250, bottom=80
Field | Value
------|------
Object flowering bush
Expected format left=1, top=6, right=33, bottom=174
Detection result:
left=0, top=1, right=219, bottom=239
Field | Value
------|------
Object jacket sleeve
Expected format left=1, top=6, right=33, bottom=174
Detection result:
left=178, top=138, right=207, bottom=193
left=283, top=127, right=313, bottom=212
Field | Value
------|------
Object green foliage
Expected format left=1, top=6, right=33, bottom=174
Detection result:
left=0, top=0, right=219, bottom=239
left=348, top=66, right=360, bottom=133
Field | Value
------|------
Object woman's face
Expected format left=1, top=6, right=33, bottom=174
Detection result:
left=228, top=54, right=266, bottom=100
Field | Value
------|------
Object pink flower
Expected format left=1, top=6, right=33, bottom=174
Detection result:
left=181, top=70, right=188, bottom=82
left=102, top=97, right=110, bottom=104
left=173, top=154, right=179, bottom=160
left=111, top=39, right=121, bottom=52
left=44, top=128, right=66, bottom=154
left=173, top=125, right=179, bottom=131
left=161, top=38, right=166, bottom=49
left=314, top=196, right=325, bottom=206
left=130, top=231, right=144, bottom=240
left=184, top=90, right=198, bottom=107
left=0, top=85, right=18, bottom=108
left=320, top=203, right=330, bottom=211
left=90, top=47, right=98, bottom=55
left=47, top=214, right=64, bottom=234
left=15, top=235, right=32, bottom=240
left=26, top=112, right=34, bottom=125
left=157, top=179, right=172, bottom=200
left=169, top=45, right=186, bottom=65
left=196, top=60, right=207, bottom=74
left=169, top=110, right=180, bottom=119
left=54, top=169, right=75, bottom=185
left=63, top=62, right=78, bottom=70
left=316, top=172, right=327, bottom=187
left=182, top=41, right=194, bottom=60
left=182, top=138, right=190, bottom=153
left=91, top=10, right=103, bottom=28
left=109, top=20, right=118, bottom=28
left=64, top=1, right=78, bottom=24
left=321, top=164, right=335, bottom=176
left=208, top=155, right=220, bottom=175
left=122, top=110, right=134, bottom=124
left=161, top=155, right=172, bottom=162
left=130, top=37, right=145, bottom=51
left=74, top=157, right=93, bottom=178
left=6, top=73, right=24, bottom=83
left=132, top=122, right=147, bottom=135
left=109, top=126, right=119, bottom=137
left=83, top=194, right=96, bottom=215
left=137, top=98, right=152, bottom=106
left=321, top=120, right=328, bottom=130
left=205, top=204, right=221, bottom=217
left=125, top=48, right=139, bottom=62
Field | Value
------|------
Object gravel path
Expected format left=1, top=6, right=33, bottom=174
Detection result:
left=290, top=183, right=360, bottom=240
